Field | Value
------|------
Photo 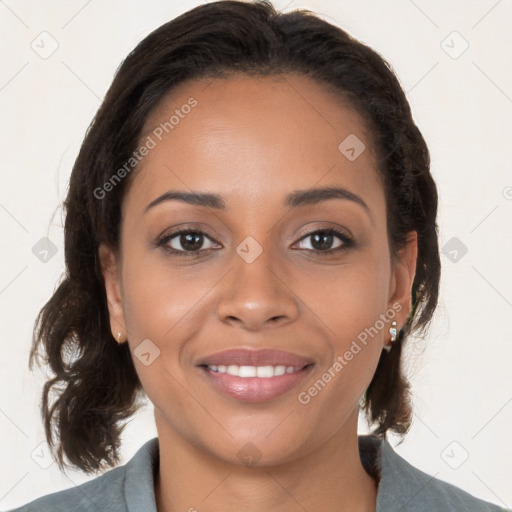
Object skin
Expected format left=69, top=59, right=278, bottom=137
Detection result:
left=100, top=73, right=417, bottom=512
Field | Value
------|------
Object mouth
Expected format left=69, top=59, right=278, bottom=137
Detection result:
left=195, top=348, right=315, bottom=402
left=198, top=363, right=315, bottom=402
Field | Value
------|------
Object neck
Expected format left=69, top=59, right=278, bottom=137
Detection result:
left=154, top=410, right=378, bottom=512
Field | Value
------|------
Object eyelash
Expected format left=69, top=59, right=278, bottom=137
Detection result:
left=155, top=226, right=354, bottom=257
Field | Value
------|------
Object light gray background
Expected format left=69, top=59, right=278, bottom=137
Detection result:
left=1, top=0, right=511, bottom=509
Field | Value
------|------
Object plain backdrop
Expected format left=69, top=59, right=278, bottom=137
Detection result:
left=1, top=0, right=511, bottom=510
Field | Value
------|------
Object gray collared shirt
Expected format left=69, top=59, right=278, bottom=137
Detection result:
left=6, top=435, right=509, bottom=511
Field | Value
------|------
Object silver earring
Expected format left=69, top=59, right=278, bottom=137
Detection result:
left=389, top=321, right=398, bottom=342
left=383, top=321, right=398, bottom=353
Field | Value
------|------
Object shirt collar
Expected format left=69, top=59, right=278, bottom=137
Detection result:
left=123, top=434, right=397, bottom=511
left=124, top=437, right=160, bottom=512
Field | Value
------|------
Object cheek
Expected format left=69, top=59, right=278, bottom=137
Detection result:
left=300, top=250, right=392, bottom=343
left=121, top=240, right=214, bottom=341
left=296, top=249, right=391, bottom=397
left=294, top=264, right=390, bottom=431
left=120, top=255, right=206, bottom=412
left=120, top=246, right=227, bottom=399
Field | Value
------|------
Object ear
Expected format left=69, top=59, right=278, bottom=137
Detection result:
left=98, top=243, right=128, bottom=343
left=388, top=231, right=418, bottom=327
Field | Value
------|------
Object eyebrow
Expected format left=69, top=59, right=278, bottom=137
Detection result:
left=144, top=186, right=372, bottom=220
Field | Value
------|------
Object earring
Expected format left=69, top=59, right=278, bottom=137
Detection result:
left=389, top=321, right=398, bottom=342
left=383, top=321, right=398, bottom=353
left=117, top=332, right=122, bottom=343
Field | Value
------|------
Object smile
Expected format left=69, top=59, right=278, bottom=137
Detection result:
left=199, top=363, right=314, bottom=402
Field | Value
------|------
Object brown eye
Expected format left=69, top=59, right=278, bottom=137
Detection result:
left=294, top=228, right=353, bottom=254
left=158, top=229, right=220, bottom=255
left=172, top=232, right=206, bottom=251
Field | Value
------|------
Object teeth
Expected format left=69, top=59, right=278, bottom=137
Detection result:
left=238, top=365, right=256, bottom=377
left=206, top=364, right=301, bottom=377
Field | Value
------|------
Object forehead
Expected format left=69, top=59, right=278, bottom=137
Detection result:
left=126, top=73, right=383, bottom=214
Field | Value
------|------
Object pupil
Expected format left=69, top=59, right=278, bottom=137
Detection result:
left=181, top=233, right=202, bottom=251
left=312, top=232, right=332, bottom=251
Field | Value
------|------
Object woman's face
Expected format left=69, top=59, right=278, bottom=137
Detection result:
left=101, top=73, right=417, bottom=466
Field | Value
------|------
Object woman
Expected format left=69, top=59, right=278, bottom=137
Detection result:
left=7, top=1, right=508, bottom=511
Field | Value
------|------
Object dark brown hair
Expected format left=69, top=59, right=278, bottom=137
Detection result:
left=29, top=0, right=440, bottom=474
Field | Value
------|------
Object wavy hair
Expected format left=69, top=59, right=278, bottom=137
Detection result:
left=29, top=0, right=440, bottom=474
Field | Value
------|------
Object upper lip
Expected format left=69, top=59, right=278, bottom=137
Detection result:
left=196, top=348, right=314, bottom=368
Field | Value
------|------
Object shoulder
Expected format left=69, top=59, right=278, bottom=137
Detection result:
left=362, top=435, right=509, bottom=512
left=6, top=438, right=159, bottom=512
left=6, top=465, right=127, bottom=512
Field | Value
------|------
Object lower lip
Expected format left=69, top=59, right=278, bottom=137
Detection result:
left=199, top=365, right=314, bottom=403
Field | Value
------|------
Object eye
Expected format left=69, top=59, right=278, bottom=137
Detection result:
left=157, top=229, right=220, bottom=255
left=155, top=226, right=353, bottom=257
left=293, top=227, right=353, bottom=254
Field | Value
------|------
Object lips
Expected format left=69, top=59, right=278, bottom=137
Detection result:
left=196, top=348, right=313, bottom=369
left=200, top=364, right=314, bottom=402
left=196, top=348, right=315, bottom=402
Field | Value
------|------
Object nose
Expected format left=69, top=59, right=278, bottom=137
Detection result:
left=217, top=245, right=300, bottom=331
